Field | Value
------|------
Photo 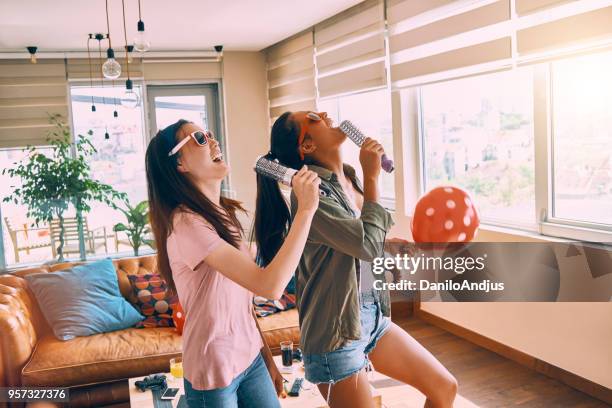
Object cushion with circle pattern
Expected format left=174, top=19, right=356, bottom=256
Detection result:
left=127, top=274, right=179, bottom=328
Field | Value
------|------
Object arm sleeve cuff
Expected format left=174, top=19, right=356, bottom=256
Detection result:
left=361, top=201, right=395, bottom=232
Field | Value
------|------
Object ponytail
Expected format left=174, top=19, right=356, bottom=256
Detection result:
left=253, top=112, right=304, bottom=266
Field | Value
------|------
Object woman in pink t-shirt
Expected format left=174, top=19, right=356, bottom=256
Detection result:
left=145, top=119, right=320, bottom=408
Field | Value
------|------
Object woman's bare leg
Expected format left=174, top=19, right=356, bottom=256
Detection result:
left=369, top=322, right=458, bottom=408
left=317, top=370, right=375, bottom=408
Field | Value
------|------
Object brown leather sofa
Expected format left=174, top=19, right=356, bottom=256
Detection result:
left=0, top=255, right=300, bottom=407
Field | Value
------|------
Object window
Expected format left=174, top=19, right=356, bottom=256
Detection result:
left=318, top=89, right=395, bottom=206
left=147, top=84, right=227, bottom=191
left=70, top=83, right=151, bottom=258
left=147, top=84, right=220, bottom=134
left=419, top=68, right=536, bottom=228
left=551, top=51, right=612, bottom=227
left=1, top=147, right=56, bottom=267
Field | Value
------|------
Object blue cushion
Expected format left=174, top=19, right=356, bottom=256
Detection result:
left=25, top=259, right=144, bottom=340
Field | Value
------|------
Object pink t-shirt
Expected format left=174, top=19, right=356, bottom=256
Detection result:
left=167, top=210, right=263, bottom=391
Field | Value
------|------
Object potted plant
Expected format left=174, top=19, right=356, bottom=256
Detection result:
left=113, top=199, right=151, bottom=256
left=2, top=114, right=126, bottom=261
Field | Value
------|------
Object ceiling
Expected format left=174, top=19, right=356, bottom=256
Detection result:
left=0, top=0, right=362, bottom=53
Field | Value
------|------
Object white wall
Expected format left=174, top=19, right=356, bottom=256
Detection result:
left=421, top=301, right=612, bottom=389
left=221, top=51, right=270, bottom=231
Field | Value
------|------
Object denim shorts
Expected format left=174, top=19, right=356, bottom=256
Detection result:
left=184, top=352, right=280, bottom=408
left=303, top=293, right=391, bottom=384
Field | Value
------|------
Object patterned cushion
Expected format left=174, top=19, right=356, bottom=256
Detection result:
left=254, top=291, right=296, bottom=317
left=127, top=274, right=179, bottom=328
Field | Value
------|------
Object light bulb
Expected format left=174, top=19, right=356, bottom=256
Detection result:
left=102, top=49, right=121, bottom=79
left=122, top=89, right=140, bottom=109
left=133, top=20, right=150, bottom=52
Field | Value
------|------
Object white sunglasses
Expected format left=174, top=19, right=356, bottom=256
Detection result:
left=168, top=130, right=214, bottom=157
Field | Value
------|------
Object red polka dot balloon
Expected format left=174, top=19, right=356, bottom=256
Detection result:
left=412, top=186, right=480, bottom=243
left=173, top=302, right=185, bottom=335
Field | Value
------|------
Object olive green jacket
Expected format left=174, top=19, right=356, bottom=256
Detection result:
left=290, top=164, right=394, bottom=354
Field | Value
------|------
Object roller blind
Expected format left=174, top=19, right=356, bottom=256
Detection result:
left=517, top=5, right=612, bottom=57
left=386, top=0, right=612, bottom=88
left=515, top=0, right=576, bottom=16
left=143, top=59, right=221, bottom=81
left=265, top=30, right=316, bottom=123
left=315, top=0, right=386, bottom=98
left=387, top=0, right=512, bottom=88
left=387, top=0, right=456, bottom=24
left=66, top=57, right=143, bottom=82
left=0, top=59, right=68, bottom=148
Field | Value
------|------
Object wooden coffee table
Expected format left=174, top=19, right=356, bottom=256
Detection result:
left=127, top=358, right=381, bottom=408
left=129, top=357, right=477, bottom=407
left=129, top=373, right=185, bottom=408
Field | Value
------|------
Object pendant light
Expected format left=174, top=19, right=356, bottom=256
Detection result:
left=122, top=0, right=140, bottom=108
left=26, top=46, right=38, bottom=64
left=125, top=45, right=134, bottom=63
left=97, top=36, right=111, bottom=139
left=87, top=35, right=96, bottom=112
left=102, top=0, right=121, bottom=79
left=133, top=0, right=150, bottom=52
left=112, top=77, right=119, bottom=118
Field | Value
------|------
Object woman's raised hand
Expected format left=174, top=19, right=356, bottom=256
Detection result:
left=292, top=165, right=320, bottom=216
left=359, top=137, right=384, bottom=181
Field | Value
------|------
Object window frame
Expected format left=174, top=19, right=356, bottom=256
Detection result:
left=66, top=79, right=151, bottom=261
left=1, top=78, right=227, bottom=272
left=412, top=59, right=612, bottom=242
left=416, top=69, right=539, bottom=232
left=145, top=79, right=233, bottom=198
left=0, top=201, right=5, bottom=269
left=538, top=60, right=612, bottom=241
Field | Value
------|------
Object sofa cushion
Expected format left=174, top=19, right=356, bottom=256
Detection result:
left=254, top=291, right=296, bottom=317
left=24, top=259, right=144, bottom=340
left=257, top=308, right=300, bottom=355
left=21, top=327, right=182, bottom=387
left=112, top=256, right=158, bottom=301
left=127, top=274, right=179, bottom=328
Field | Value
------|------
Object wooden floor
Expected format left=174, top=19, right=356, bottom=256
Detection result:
left=106, top=315, right=610, bottom=408
left=388, top=315, right=610, bottom=408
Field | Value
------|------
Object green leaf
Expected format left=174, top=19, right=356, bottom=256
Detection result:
left=113, top=223, right=128, bottom=232
left=134, top=200, right=149, bottom=214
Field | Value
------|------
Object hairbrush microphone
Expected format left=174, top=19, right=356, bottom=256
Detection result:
left=338, top=120, right=394, bottom=173
left=254, top=156, right=331, bottom=196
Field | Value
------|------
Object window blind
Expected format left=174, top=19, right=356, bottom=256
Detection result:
left=0, top=59, right=68, bottom=148
left=315, top=0, right=386, bottom=98
left=517, top=5, right=612, bottom=57
left=387, top=0, right=512, bottom=88
left=66, top=57, right=144, bottom=82
left=143, top=59, right=221, bottom=81
left=265, top=31, right=316, bottom=123
left=386, top=0, right=612, bottom=88
left=515, top=0, right=576, bottom=16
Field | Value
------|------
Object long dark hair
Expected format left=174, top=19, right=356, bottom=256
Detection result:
left=146, top=119, right=246, bottom=294
left=253, top=112, right=308, bottom=266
